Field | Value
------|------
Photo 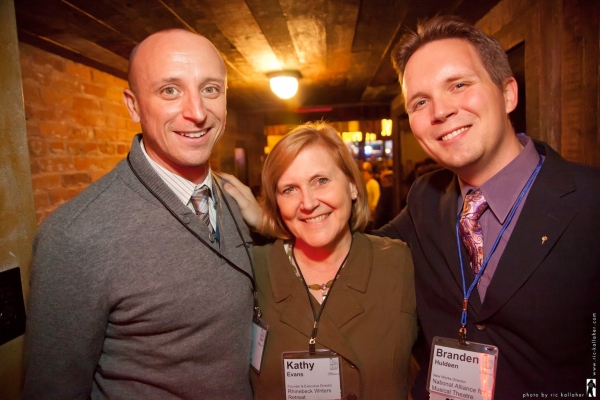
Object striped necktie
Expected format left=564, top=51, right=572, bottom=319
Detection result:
left=191, top=185, right=216, bottom=242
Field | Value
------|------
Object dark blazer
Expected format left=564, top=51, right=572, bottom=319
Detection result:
left=251, top=233, right=417, bottom=400
left=374, top=141, right=600, bottom=398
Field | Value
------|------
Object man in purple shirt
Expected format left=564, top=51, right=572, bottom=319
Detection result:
left=373, top=15, right=600, bottom=398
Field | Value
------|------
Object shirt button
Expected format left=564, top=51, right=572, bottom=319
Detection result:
left=476, top=324, right=486, bottom=331
left=346, top=394, right=358, bottom=400
left=182, top=216, right=191, bottom=224
left=349, top=364, right=357, bottom=369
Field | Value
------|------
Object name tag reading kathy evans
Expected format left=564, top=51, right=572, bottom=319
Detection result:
left=282, top=350, right=342, bottom=400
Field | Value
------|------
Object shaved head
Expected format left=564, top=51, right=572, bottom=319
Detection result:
left=127, top=29, right=226, bottom=94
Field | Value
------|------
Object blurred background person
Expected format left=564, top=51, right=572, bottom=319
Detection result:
left=361, top=161, right=380, bottom=229
left=373, top=170, right=396, bottom=229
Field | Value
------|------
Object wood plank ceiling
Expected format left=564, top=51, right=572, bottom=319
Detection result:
left=15, top=0, right=501, bottom=112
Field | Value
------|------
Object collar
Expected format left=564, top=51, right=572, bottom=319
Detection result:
left=269, top=232, right=373, bottom=303
left=459, top=134, right=542, bottom=224
left=140, top=138, right=213, bottom=206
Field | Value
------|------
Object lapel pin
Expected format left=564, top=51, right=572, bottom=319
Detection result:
left=542, top=236, right=548, bottom=244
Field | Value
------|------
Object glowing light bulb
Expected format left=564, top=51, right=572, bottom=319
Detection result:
left=269, top=76, right=299, bottom=99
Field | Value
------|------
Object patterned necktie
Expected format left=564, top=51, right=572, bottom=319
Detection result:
left=191, top=185, right=216, bottom=242
left=459, top=189, right=488, bottom=275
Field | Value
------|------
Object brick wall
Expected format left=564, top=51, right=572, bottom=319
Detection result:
left=19, top=43, right=140, bottom=223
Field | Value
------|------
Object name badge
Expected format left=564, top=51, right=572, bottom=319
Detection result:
left=250, top=319, right=268, bottom=373
left=282, top=350, right=342, bottom=400
left=427, top=336, right=498, bottom=400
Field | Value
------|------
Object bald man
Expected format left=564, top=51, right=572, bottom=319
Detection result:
left=23, top=29, right=255, bottom=399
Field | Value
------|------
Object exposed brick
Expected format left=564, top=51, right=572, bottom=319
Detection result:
left=38, top=156, right=74, bottom=172
left=99, top=143, right=116, bottom=155
left=83, top=82, right=107, bottom=97
left=48, top=187, right=81, bottom=205
left=28, top=106, right=55, bottom=121
left=116, top=144, right=129, bottom=155
left=106, top=115, right=127, bottom=130
left=126, top=120, right=141, bottom=132
left=24, top=103, right=35, bottom=121
left=82, top=111, right=107, bottom=127
left=21, top=80, right=41, bottom=103
left=90, top=170, right=107, bottom=182
left=53, top=76, right=82, bottom=93
left=72, top=112, right=88, bottom=126
left=21, top=45, right=141, bottom=220
left=32, top=50, right=65, bottom=73
left=67, top=142, right=81, bottom=155
left=94, top=128, right=118, bottom=141
left=40, top=88, right=72, bottom=109
left=118, top=128, right=136, bottom=141
left=74, top=156, right=103, bottom=171
left=81, top=143, right=99, bottom=155
left=49, top=141, right=66, bottom=153
left=33, top=192, right=51, bottom=209
left=31, top=174, right=61, bottom=190
left=61, top=172, right=91, bottom=187
left=36, top=211, right=47, bottom=225
left=106, top=87, right=126, bottom=102
left=101, top=101, right=130, bottom=118
left=102, top=156, right=125, bottom=170
left=21, top=69, right=53, bottom=86
left=91, top=69, right=114, bottom=84
left=30, top=160, right=40, bottom=175
left=28, top=138, right=46, bottom=157
left=71, top=127, right=94, bottom=141
left=66, top=61, right=91, bottom=81
left=72, top=96, right=99, bottom=112
left=19, top=46, right=31, bottom=68
left=39, top=121, right=68, bottom=138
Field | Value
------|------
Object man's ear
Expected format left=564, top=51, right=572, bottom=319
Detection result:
left=123, top=89, right=141, bottom=123
left=503, top=77, right=518, bottom=114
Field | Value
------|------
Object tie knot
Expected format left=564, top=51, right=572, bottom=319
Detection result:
left=191, top=185, right=212, bottom=215
left=462, top=189, right=488, bottom=220
left=193, top=185, right=211, bottom=199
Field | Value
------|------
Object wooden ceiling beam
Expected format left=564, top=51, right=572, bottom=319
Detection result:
left=245, top=0, right=300, bottom=70
left=15, top=0, right=137, bottom=60
left=280, top=0, right=327, bottom=82
left=203, top=0, right=281, bottom=73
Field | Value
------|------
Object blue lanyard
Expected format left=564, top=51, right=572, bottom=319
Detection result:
left=455, top=155, right=543, bottom=344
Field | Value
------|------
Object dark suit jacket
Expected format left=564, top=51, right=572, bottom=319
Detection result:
left=374, top=141, right=600, bottom=398
left=251, top=233, right=417, bottom=399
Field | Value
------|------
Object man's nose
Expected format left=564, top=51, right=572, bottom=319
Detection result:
left=431, top=95, right=457, bottom=124
left=182, top=92, right=208, bottom=123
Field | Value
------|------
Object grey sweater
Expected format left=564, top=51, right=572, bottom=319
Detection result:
left=23, top=135, right=254, bottom=400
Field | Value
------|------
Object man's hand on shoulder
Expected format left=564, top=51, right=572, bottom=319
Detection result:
left=220, top=172, right=263, bottom=229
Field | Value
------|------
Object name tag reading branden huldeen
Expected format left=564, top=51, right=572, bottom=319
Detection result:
left=427, top=337, right=498, bottom=400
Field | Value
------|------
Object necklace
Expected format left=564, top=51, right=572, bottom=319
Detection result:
left=284, top=241, right=344, bottom=302
left=307, top=280, right=334, bottom=299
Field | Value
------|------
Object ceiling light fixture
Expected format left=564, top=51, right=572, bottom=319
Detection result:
left=267, top=70, right=301, bottom=99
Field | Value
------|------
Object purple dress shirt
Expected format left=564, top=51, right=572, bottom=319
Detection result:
left=458, top=134, right=544, bottom=300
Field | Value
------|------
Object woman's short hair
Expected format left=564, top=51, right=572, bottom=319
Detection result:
left=391, top=15, right=513, bottom=90
left=259, top=122, right=370, bottom=239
